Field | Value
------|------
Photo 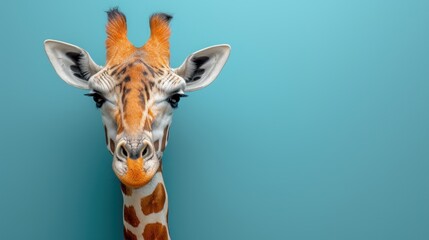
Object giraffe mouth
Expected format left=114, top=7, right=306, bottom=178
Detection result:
left=112, top=155, right=160, bottom=188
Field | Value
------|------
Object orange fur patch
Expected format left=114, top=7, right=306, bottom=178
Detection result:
left=140, top=183, right=166, bottom=215
left=148, top=109, right=155, bottom=119
left=115, top=110, right=124, bottom=135
left=105, top=10, right=172, bottom=68
left=122, top=68, right=146, bottom=132
left=141, top=14, right=171, bottom=67
left=118, top=158, right=155, bottom=187
left=143, top=223, right=168, bottom=240
left=105, top=9, right=135, bottom=65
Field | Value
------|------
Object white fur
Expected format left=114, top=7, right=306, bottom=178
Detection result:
left=123, top=172, right=170, bottom=240
left=88, top=69, right=116, bottom=93
left=44, top=39, right=102, bottom=89
left=174, top=44, right=231, bottom=92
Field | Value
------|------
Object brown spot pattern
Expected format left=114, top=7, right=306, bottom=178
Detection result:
left=103, top=125, right=108, bottom=145
left=144, top=117, right=152, bottom=131
left=121, top=183, right=132, bottom=196
left=110, top=139, right=115, bottom=153
left=157, top=159, right=163, bottom=173
left=141, top=183, right=166, bottom=215
left=123, top=227, right=138, bottom=240
left=115, top=111, right=124, bottom=135
left=161, top=125, right=169, bottom=151
left=143, top=223, right=168, bottom=240
left=154, top=140, right=160, bottom=152
left=123, top=205, right=140, bottom=227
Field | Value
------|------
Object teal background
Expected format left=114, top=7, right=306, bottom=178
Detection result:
left=1, top=0, right=428, bottom=239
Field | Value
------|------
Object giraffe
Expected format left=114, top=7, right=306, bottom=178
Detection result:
left=44, top=8, right=230, bottom=240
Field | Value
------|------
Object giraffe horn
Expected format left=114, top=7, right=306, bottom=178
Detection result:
left=105, top=8, right=134, bottom=64
left=142, top=13, right=172, bottom=66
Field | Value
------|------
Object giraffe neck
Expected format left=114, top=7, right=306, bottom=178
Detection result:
left=121, top=169, right=170, bottom=240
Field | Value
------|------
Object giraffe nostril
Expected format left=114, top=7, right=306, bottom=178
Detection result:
left=141, top=142, right=154, bottom=159
left=115, top=142, right=129, bottom=162
left=142, top=147, right=148, bottom=157
left=121, top=146, right=128, bottom=158
left=116, top=139, right=154, bottom=161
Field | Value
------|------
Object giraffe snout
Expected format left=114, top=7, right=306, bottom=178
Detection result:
left=115, top=138, right=154, bottom=161
left=113, top=137, right=158, bottom=188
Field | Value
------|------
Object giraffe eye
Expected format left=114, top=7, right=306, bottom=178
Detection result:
left=167, top=93, right=187, bottom=109
left=84, top=92, right=106, bottom=108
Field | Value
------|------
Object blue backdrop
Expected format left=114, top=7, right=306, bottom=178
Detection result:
left=1, top=0, right=428, bottom=239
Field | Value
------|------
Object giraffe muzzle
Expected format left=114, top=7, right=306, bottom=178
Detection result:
left=115, top=138, right=154, bottom=161
left=113, top=137, right=159, bottom=188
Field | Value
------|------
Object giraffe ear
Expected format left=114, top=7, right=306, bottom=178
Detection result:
left=44, top=39, right=103, bottom=90
left=174, top=44, right=231, bottom=92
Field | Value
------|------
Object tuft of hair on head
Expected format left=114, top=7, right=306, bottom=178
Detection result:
left=142, top=13, right=173, bottom=65
left=105, top=7, right=133, bottom=63
left=149, top=13, right=172, bottom=41
left=152, top=13, right=173, bottom=23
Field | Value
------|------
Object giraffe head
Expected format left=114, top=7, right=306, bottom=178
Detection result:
left=44, top=9, right=230, bottom=188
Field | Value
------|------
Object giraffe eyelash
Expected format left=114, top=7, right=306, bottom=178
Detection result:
left=84, top=92, right=106, bottom=108
left=167, top=93, right=187, bottom=109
